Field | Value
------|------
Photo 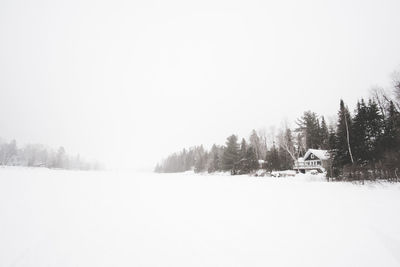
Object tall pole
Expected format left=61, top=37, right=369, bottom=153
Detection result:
left=344, top=111, right=354, bottom=164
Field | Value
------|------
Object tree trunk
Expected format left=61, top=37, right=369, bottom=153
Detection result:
left=344, top=112, right=354, bottom=164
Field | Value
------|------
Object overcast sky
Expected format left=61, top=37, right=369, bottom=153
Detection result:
left=1, top=0, right=400, bottom=170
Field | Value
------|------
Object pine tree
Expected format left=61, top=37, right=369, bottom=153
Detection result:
left=194, top=154, right=207, bottom=173
left=352, top=99, right=368, bottom=164
left=328, top=126, right=336, bottom=151
left=239, top=138, right=247, bottom=160
left=296, top=111, right=322, bottom=149
left=246, top=146, right=259, bottom=171
left=208, top=144, right=221, bottom=173
left=182, top=148, right=190, bottom=171
left=364, top=99, right=384, bottom=162
left=222, top=135, right=240, bottom=171
left=380, top=101, right=400, bottom=169
left=352, top=99, right=385, bottom=165
left=266, top=143, right=280, bottom=172
left=333, top=100, right=354, bottom=168
left=194, top=146, right=207, bottom=173
left=320, top=116, right=330, bottom=149
left=278, top=146, right=292, bottom=170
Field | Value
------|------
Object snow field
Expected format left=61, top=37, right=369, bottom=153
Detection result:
left=1, top=167, right=400, bottom=267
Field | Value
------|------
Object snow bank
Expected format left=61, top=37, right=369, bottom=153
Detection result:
left=294, top=172, right=327, bottom=182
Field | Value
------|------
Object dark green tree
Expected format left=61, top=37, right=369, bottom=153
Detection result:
left=296, top=111, right=322, bottom=149
left=222, top=135, right=240, bottom=171
left=380, top=101, right=400, bottom=169
left=364, top=99, right=384, bottom=162
left=246, top=146, right=259, bottom=172
left=328, top=126, right=336, bottom=151
left=208, top=144, right=221, bottom=173
left=333, top=100, right=354, bottom=168
left=320, top=116, right=330, bottom=149
left=266, top=143, right=280, bottom=172
left=352, top=99, right=368, bottom=164
left=239, top=138, right=247, bottom=160
left=278, top=146, right=292, bottom=170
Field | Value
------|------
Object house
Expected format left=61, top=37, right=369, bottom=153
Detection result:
left=294, top=149, right=330, bottom=174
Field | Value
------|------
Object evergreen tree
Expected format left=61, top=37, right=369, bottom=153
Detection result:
left=246, top=146, right=259, bottom=171
left=352, top=99, right=385, bottom=164
left=266, top=143, right=280, bottom=172
left=239, top=138, right=247, bottom=160
left=222, top=135, right=240, bottom=171
left=181, top=149, right=190, bottom=171
left=364, top=99, right=384, bottom=162
left=352, top=99, right=368, bottom=164
left=328, top=126, right=336, bottom=151
left=208, top=144, right=221, bottom=173
left=278, top=146, right=292, bottom=170
left=194, top=154, right=207, bottom=173
left=380, top=101, right=400, bottom=168
left=333, top=100, right=354, bottom=168
left=320, top=116, right=330, bottom=149
left=296, top=111, right=322, bottom=149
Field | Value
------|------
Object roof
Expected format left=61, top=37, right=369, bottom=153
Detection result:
left=303, top=149, right=330, bottom=161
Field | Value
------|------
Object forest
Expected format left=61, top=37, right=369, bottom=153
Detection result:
left=0, top=138, right=102, bottom=170
left=155, top=71, right=400, bottom=180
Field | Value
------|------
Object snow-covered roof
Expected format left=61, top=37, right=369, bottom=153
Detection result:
left=303, top=149, right=330, bottom=161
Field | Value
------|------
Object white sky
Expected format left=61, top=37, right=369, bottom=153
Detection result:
left=1, top=0, right=400, bottom=170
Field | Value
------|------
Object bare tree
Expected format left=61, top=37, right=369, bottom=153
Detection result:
left=392, top=70, right=400, bottom=110
left=343, top=111, right=354, bottom=164
left=249, top=129, right=261, bottom=160
left=276, top=120, right=297, bottom=162
left=277, top=128, right=298, bottom=162
left=370, top=86, right=391, bottom=118
left=0, top=140, right=17, bottom=165
left=266, top=125, right=276, bottom=148
left=257, top=128, right=268, bottom=160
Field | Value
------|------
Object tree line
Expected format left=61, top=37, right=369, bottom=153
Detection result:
left=0, top=138, right=103, bottom=170
left=330, top=97, right=400, bottom=180
left=155, top=70, right=400, bottom=180
left=154, top=120, right=328, bottom=175
left=155, top=131, right=271, bottom=174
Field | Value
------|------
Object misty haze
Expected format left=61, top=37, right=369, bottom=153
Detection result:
left=1, top=0, right=400, bottom=266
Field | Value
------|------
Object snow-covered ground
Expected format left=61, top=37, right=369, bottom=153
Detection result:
left=1, top=167, right=400, bottom=267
